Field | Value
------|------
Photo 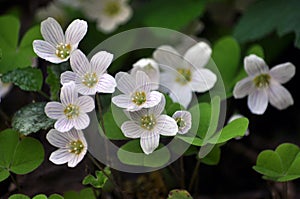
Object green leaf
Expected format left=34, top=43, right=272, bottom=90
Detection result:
left=1, top=67, right=43, bottom=92
left=102, top=110, right=127, bottom=140
left=0, top=129, right=19, bottom=169
left=200, top=145, right=221, bottom=166
left=117, top=140, right=170, bottom=167
left=48, top=194, right=64, bottom=199
left=167, top=189, right=193, bottom=199
left=189, top=103, right=210, bottom=139
left=233, top=0, right=300, bottom=48
left=246, top=44, right=265, bottom=58
left=12, top=102, right=55, bottom=135
left=0, top=168, right=10, bottom=182
left=166, top=103, right=183, bottom=116
left=64, top=188, right=96, bottom=199
left=46, top=67, right=61, bottom=101
left=82, top=167, right=110, bottom=189
left=253, top=143, right=300, bottom=182
left=8, top=194, right=30, bottom=199
left=32, top=194, right=47, bottom=199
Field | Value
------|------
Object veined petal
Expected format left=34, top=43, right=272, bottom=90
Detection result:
left=172, top=111, right=192, bottom=134
left=41, top=17, right=64, bottom=46
left=60, top=82, right=77, bottom=105
left=184, top=42, right=212, bottom=69
left=268, top=82, right=293, bottom=110
left=169, top=84, right=192, bottom=109
left=98, top=17, right=118, bottom=33
left=45, top=101, right=64, bottom=119
left=76, top=96, right=95, bottom=112
left=49, top=148, right=72, bottom=165
left=55, top=118, right=74, bottom=132
left=68, top=153, right=85, bottom=167
left=90, top=51, right=114, bottom=75
left=140, top=132, right=160, bottom=155
left=61, top=71, right=76, bottom=85
left=244, top=54, right=269, bottom=76
left=115, top=72, right=135, bottom=94
left=46, top=129, right=70, bottom=148
left=33, top=40, right=64, bottom=63
left=65, top=19, right=88, bottom=49
left=247, top=89, right=268, bottom=115
left=96, top=74, right=116, bottom=93
left=135, top=71, right=151, bottom=93
left=148, top=95, right=166, bottom=117
left=153, top=45, right=182, bottom=69
left=121, top=121, right=143, bottom=138
left=156, top=115, right=178, bottom=136
left=74, top=114, right=90, bottom=130
left=190, top=68, right=217, bottom=92
left=143, top=91, right=162, bottom=108
left=112, top=94, right=132, bottom=109
left=269, top=62, right=296, bottom=84
left=233, top=77, right=255, bottom=99
left=70, top=50, right=91, bottom=75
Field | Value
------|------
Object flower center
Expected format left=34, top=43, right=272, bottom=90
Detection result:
left=140, top=114, right=156, bottom=130
left=175, top=117, right=186, bottom=129
left=56, top=43, right=71, bottom=59
left=176, top=68, right=192, bottom=85
left=253, top=74, right=271, bottom=88
left=64, top=104, right=80, bottom=119
left=82, top=72, right=98, bottom=88
left=68, top=140, right=84, bottom=154
left=104, top=1, right=121, bottom=16
left=132, top=91, right=146, bottom=106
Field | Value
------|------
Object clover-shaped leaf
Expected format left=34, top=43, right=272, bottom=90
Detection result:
left=82, top=167, right=111, bottom=188
left=167, top=189, right=193, bottom=199
left=64, top=188, right=96, bottom=199
left=253, top=143, right=300, bottom=182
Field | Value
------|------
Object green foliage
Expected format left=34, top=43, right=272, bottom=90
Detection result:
left=246, top=45, right=265, bottom=58
left=8, top=194, right=64, bottom=199
left=1, top=67, right=43, bottom=92
left=102, top=109, right=127, bottom=140
left=253, top=143, right=300, bottom=182
left=9, top=194, right=30, bottom=199
left=46, top=67, right=61, bottom=101
left=234, top=0, right=300, bottom=48
left=0, top=15, right=42, bottom=73
left=0, top=129, right=44, bottom=182
left=117, top=139, right=170, bottom=167
left=82, top=167, right=111, bottom=188
left=32, top=195, right=47, bottom=199
left=48, top=194, right=64, bottom=199
left=200, top=145, right=221, bottom=165
left=64, top=188, right=96, bottom=199
left=12, top=102, right=55, bottom=135
left=167, top=189, right=193, bottom=199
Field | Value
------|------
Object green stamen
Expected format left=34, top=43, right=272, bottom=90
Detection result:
left=64, top=104, right=79, bottom=119
left=104, top=1, right=121, bottom=16
left=132, top=91, right=146, bottom=106
left=141, top=114, right=156, bottom=130
left=253, top=74, right=271, bottom=88
left=68, top=140, right=84, bottom=154
left=176, top=68, right=192, bottom=85
left=82, top=73, right=98, bottom=88
left=56, top=43, right=71, bottom=59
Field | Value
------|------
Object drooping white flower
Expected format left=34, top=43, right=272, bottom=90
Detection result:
left=172, top=110, right=192, bottom=135
left=228, top=113, right=249, bottom=139
left=45, top=81, right=95, bottom=132
left=153, top=42, right=217, bottom=108
left=233, top=54, right=295, bottom=115
left=61, top=49, right=116, bottom=95
left=33, top=17, right=87, bottom=63
left=112, top=71, right=162, bottom=111
left=131, top=58, right=160, bottom=90
left=46, top=128, right=87, bottom=167
left=82, top=0, right=132, bottom=33
left=121, top=97, right=178, bottom=155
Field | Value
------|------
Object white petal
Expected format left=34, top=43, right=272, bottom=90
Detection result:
left=45, top=102, right=64, bottom=119
left=68, top=153, right=85, bottom=167
left=169, top=84, right=192, bottom=109
left=60, top=71, right=76, bottom=85
left=128, top=109, right=147, bottom=121
left=135, top=71, right=151, bottom=93
left=115, top=3, right=132, bottom=23
left=112, top=94, right=132, bottom=108
left=49, top=148, right=72, bottom=165
left=268, top=83, right=293, bottom=110
left=60, top=82, right=77, bottom=105
left=153, top=45, right=182, bottom=69
left=269, top=62, right=296, bottom=84
left=143, top=91, right=162, bottom=108
left=46, top=129, right=70, bottom=148
left=75, top=77, right=97, bottom=95
left=184, top=42, right=212, bottom=69
left=70, top=50, right=91, bottom=76
left=90, top=51, right=113, bottom=75
left=156, top=115, right=178, bottom=136
left=247, top=89, right=268, bottom=115
left=96, top=74, right=116, bottom=93
left=140, top=132, right=160, bottom=155
left=97, top=18, right=118, bottom=33
left=190, top=69, right=217, bottom=92
left=65, top=19, right=88, bottom=49
left=55, top=118, right=74, bottom=132
left=244, top=54, right=269, bottom=76
left=233, top=77, right=255, bottom=99
left=33, top=40, right=64, bottom=63
left=121, top=121, right=143, bottom=138
left=76, top=96, right=95, bottom=112
left=172, top=111, right=192, bottom=134
left=116, top=72, right=136, bottom=94
left=41, top=17, right=64, bottom=46
left=148, top=95, right=166, bottom=117
left=74, top=114, right=90, bottom=130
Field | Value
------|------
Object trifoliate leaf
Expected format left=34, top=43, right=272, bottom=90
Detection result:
left=167, top=189, right=193, bottom=199
left=64, top=188, right=96, bottom=199
left=12, top=102, right=55, bottom=135
left=200, top=145, right=221, bottom=166
left=48, top=194, right=64, bottom=199
left=32, top=195, right=47, bottom=199
left=82, top=167, right=111, bottom=188
left=1, top=67, right=43, bottom=92
left=8, top=194, right=30, bottom=199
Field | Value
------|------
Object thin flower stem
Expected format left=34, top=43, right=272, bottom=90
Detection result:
left=188, top=159, right=201, bottom=192
left=10, top=174, right=20, bottom=192
left=282, top=181, right=288, bottom=199
left=180, top=156, right=185, bottom=188
left=168, top=164, right=181, bottom=187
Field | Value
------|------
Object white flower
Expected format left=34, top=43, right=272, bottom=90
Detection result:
left=228, top=114, right=249, bottom=139
left=35, top=1, right=67, bottom=25
left=82, top=0, right=132, bottom=33
left=45, top=81, right=95, bottom=132
left=112, top=71, right=162, bottom=111
left=61, top=49, right=117, bottom=95
left=131, top=58, right=160, bottom=90
left=0, top=79, right=12, bottom=102
left=153, top=42, right=217, bottom=108
left=172, top=111, right=192, bottom=135
left=33, top=17, right=87, bottom=63
left=46, top=128, right=87, bottom=167
left=121, top=97, right=178, bottom=155
left=233, top=54, right=295, bottom=115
